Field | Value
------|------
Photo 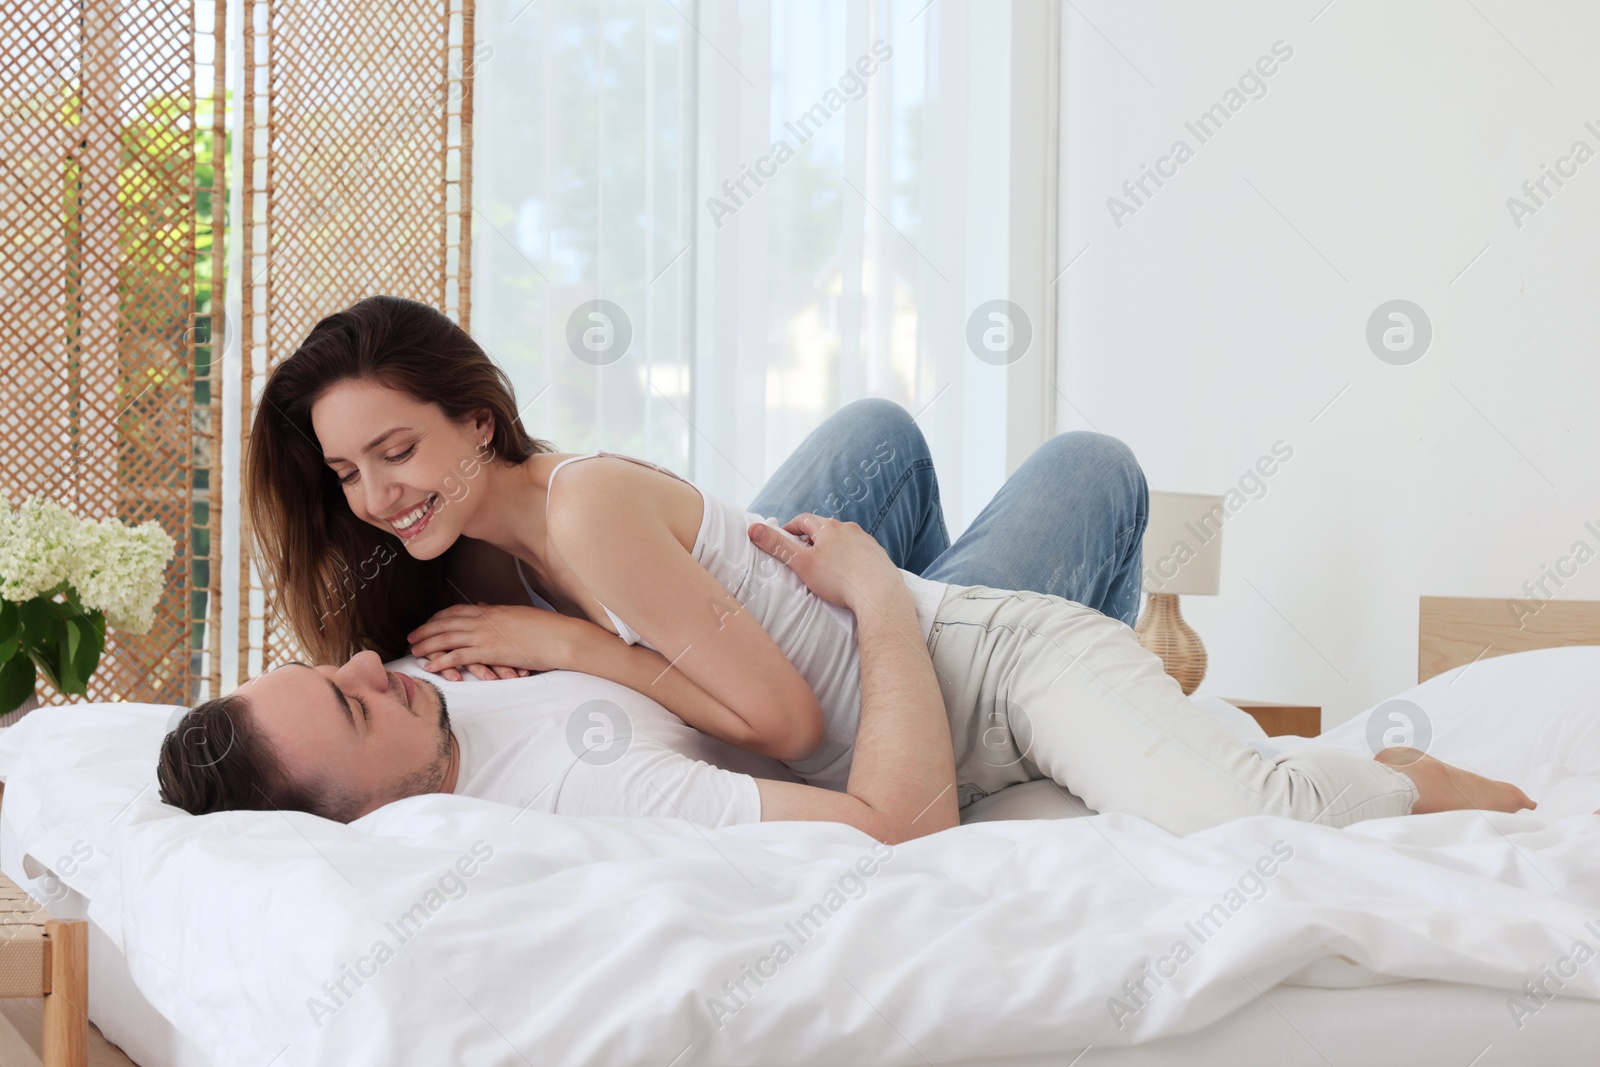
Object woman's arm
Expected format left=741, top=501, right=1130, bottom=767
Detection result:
left=407, top=602, right=799, bottom=753
left=545, top=459, right=827, bottom=762
left=421, top=521, right=806, bottom=748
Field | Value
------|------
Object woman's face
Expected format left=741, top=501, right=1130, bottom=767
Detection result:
left=311, top=379, right=492, bottom=560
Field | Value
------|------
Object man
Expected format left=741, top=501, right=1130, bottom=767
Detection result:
left=158, top=514, right=963, bottom=841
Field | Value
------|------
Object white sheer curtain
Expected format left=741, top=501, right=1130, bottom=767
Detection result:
left=469, top=0, right=699, bottom=470
left=471, top=0, right=1019, bottom=532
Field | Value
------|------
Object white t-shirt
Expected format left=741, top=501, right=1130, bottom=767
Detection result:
left=390, top=658, right=795, bottom=828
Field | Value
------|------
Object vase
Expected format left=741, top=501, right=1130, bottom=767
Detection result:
left=1135, top=592, right=1208, bottom=695
left=0, top=692, right=39, bottom=729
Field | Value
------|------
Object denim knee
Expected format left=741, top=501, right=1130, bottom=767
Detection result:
left=835, top=397, right=912, bottom=433
left=1039, top=432, right=1147, bottom=507
left=833, top=397, right=932, bottom=465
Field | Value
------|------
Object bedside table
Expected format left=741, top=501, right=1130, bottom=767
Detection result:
left=1223, top=699, right=1321, bottom=737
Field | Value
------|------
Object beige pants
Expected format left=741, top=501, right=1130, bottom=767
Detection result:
left=925, top=585, right=1418, bottom=835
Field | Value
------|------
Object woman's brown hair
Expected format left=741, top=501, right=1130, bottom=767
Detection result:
left=247, top=295, right=554, bottom=663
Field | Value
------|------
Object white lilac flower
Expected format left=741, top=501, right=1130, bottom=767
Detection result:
left=0, top=498, right=80, bottom=602
left=73, top=516, right=176, bottom=632
left=0, top=497, right=175, bottom=634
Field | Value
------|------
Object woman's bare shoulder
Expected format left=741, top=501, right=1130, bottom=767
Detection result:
left=545, top=454, right=703, bottom=552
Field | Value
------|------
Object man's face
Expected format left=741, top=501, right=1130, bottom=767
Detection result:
left=236, top=650, right=453, bottom=818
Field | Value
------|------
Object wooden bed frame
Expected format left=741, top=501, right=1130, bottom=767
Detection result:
left=1418, top=596, right=1600, bottom=682
left=0, top=872, right=86, bottom=1066
left=0, top=781, right=115, bottom=1067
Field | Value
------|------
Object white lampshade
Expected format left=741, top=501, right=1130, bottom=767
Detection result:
left=1142, top=491, right=1224, bottom=596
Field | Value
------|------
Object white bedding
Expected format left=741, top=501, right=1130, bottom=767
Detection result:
left=33, top=878, right=1600, bottom=1067
left=2, top=648, right=1599, bottom=1066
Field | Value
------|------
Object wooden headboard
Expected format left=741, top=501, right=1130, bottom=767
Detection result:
left=1418, top=596, right=1600, bottom=682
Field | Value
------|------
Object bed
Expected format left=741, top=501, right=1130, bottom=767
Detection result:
left=0, top=596, right=1596, bottom=1066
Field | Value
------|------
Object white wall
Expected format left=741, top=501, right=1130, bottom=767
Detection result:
left=1059, top=0, right=1600, bottom=726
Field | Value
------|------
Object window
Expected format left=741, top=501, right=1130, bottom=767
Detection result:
left=472, top=0, right=1028, bottom=533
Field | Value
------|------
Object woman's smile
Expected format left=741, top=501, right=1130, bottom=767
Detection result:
left=386, top=492, right=440, bottom=539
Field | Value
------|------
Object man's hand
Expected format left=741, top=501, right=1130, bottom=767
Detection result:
left=748, top=514, right=902, bottom=611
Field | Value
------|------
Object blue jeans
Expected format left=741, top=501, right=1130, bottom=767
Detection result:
left=747, top=398, right=1149, bottom=627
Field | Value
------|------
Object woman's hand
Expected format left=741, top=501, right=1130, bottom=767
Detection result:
left=748, top=513, right=904, bottom=611
left=407, top=603, right=598, bottom=681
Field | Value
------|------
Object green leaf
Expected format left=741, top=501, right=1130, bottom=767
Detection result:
left=29, top=645, right=63, bottom=694
left=71, top=611, right=105, bottom=691
left=17, top=596, right=54, bottom=641
left=0, top=654, right=35, bottom=713
left=25, top=599, right=65, bottom=693
left=8, top=596, right=105, bottom=697
left=0, top=601, right=18, bottom=663
left=55, top=619, right=81, bottom=695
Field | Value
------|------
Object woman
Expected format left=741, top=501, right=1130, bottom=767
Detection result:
left=248, top=296, right=1533, bottom=832
left=249, top=297, right=1145, bottom=776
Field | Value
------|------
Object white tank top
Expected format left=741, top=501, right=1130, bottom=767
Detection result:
left=516, top=450, right=948, bottom=790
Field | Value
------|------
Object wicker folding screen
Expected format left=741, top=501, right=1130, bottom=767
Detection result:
left=0, top=0, right=225, bottom=705
left=238, top=0, right=475, bottom=679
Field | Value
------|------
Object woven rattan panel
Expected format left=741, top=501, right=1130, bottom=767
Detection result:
left=238, top=0, right=474, bottom=679
left=0, top=878, right=46, bottom=998
left=0, top=0, right=219, bottom=705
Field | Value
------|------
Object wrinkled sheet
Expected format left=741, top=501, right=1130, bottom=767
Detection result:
left=2, top=648, right=1599, bottom=1066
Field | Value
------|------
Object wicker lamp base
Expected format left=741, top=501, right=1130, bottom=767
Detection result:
left=1135, top=593, right=1207, bottom=695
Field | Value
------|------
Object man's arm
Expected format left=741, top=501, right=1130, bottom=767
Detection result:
left=748, top=516, right=960, bottom=843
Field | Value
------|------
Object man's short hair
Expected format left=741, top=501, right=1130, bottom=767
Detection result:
left=158, top=695, right=364, bottom=822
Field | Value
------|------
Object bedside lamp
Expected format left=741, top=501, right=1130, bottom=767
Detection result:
left=1136, top=491, right=1224, bottom=695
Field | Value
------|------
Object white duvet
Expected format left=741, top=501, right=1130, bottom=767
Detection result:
left=3, top=648, right=1600, bottom=1066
